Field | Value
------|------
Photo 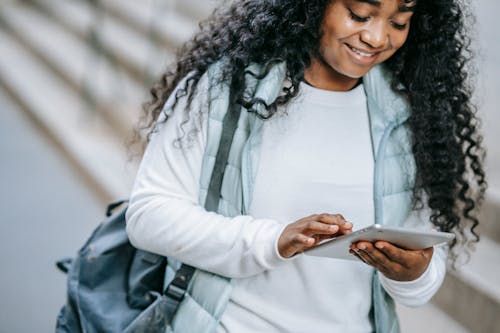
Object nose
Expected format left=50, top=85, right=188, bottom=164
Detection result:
left=360, top=21, right=389, bottom=49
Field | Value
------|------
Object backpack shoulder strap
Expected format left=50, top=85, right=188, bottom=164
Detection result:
left=163, top=74, right=243, bottom=319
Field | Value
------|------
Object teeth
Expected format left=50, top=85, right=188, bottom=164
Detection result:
left=349, top=45, right=374, bottom=57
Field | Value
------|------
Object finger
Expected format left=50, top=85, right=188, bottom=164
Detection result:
left=350, top=242, right=390, bottom=273
left=315, top=233, right=339, bottom=243
left=317, top=214, right=353, bottom=230
left=357, top=242, right=401, bottom=274
left=349, top=249, right=368, bottom=264
left=352, top=247, right=376, bottom=267
left=374, top=241, right=411, bottom=267
left=317, top=213, right=351, bottom=226
left=302, top=221, right=339, bottom=236
left=281, top=234, right=315, bottom=258
left=292, top=234, right=315, bottom=248
left=356, top=248, right=394, bottom=276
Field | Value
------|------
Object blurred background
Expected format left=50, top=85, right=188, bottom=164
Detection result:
left=0, top=0, right=498, bottom=332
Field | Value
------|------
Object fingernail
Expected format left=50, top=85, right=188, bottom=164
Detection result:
left=375, top=243, right=383, bottom=249
left=358, top=244, right=366, bottom=250
left=329, top=225, right=338, bottom=231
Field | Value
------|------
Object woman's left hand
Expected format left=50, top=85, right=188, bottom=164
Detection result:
left=349, top=241, right=434, bottom=281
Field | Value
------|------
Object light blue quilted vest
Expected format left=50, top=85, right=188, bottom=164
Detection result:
left=168, top=61, right=415, bottom=333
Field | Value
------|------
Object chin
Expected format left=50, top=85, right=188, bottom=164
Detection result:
left=339, top=67, right=371, bottom=79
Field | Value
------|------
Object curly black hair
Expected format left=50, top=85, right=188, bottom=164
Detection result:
left=136, top=0, right=486, bottom=262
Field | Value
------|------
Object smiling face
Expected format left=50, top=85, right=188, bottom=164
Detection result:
left=304, top=0, right=416, bottom=91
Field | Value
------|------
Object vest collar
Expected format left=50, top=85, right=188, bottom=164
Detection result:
left=244, top=62, right=410, bottom=127
left=363, top=64, right=411, bottom=126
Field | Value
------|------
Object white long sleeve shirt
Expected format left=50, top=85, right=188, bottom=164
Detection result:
left=126, top=74, right=446, bottom=333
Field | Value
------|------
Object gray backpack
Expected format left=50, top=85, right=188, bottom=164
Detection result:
left=55, top=79, right=242, bottom=332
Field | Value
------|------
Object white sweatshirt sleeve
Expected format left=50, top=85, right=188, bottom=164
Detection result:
left=125, top=74, right=288, bottom=279
left=378, top=207, right=447, bottom=307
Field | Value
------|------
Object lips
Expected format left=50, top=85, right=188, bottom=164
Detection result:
left=345, top=43, right=380, bottom=65
left=348, top=45, right=376, bottom=57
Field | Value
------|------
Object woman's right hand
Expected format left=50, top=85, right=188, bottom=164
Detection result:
left=278, top=214, right=353, bottom=258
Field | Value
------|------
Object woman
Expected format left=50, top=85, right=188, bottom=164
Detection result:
left=126, top=0, right=486, bottom=332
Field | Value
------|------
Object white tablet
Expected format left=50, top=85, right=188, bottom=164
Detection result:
left=304, top=224, right=455, bottom=261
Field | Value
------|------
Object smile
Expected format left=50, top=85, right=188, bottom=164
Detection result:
left=345, top=44, right=379, bottom=65
left=348, top=45, right=375, bottom=57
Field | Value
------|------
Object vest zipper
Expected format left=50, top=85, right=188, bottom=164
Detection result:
left=373, top=118, right=409, bottom=225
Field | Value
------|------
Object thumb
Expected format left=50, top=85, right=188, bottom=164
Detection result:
left=279, top=234, right=314, bottom=258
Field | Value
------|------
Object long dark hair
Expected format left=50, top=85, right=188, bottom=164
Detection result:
left=135, top=0, right=486, bottom=261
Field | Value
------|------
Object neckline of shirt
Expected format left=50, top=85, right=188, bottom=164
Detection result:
left=298, top=81, right=366, bottom=107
